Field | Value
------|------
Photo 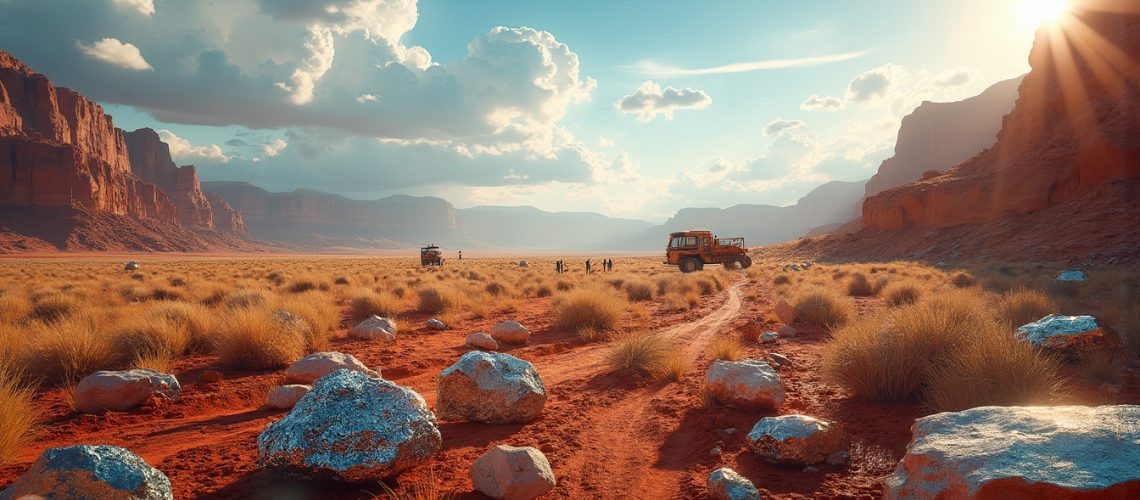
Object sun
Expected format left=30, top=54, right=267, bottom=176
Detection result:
left=1015, top=0, right=1072, bottom=30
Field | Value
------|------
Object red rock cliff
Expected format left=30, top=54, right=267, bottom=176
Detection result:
left=863, top=9, right=1140, bottom=230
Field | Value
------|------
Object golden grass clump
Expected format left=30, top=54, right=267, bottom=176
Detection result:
left=0, top=295, right=30, bottom=324
left=1077, top=350, right=1122, bottom=384
left=846, top=273, right=877, bottom=297
left=792, top=287, right=853, bottom=329
left=708, top=336, right=744, bottom=361
left=773, top=274, right=791, bottom=286
left=144, top=301, right=214, bottom=354
left=657, top=352, right=690, bottom=382
left=951, top=272, right=977, bottom=288
left=605, top=332, right=670, bottom=376
left=0, top=366, right=36, bottom=464
left=997, top=288, right=1056, bottom=329
left=224, top=289, right=269, bottom=310
left=213, top=307, right=305, bottom=371
left=110, top=315, right=192, bottom=367
left=279, top=292, right=340, bottom=353
left=22, top=311, right=115, bottom=385
left=554, top=287, right=626, bottom=331
left=881, top=281, right=922, bottom=307
left=415, top=286, right=456, bottom=315
left=924, top=334, right=1065, bottom=412
left=29, top=293, right=79, bottom=322
left=622, top=279, right=654, bottom=302
left=350, top=288, right=403, bottom=321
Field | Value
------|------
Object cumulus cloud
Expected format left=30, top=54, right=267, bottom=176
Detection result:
left=800, top=94, right=845, bottom=111
left=763, top=119, right=805, bottom=136
left=158, top=129, right=231, bottom=163
left=615, top=81, right=711, bottom=122
left=275, top=27, right=336, bottom=105
left=845, top=64, right=903, bottom=103
left=75, top=38, right=152, bottom=70
left=261, top=138, right=288, bottom=157
left=112, top=0, right=154, bottom=16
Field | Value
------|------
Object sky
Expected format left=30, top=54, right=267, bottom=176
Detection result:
left=0, top=0, right=1049, bottom=222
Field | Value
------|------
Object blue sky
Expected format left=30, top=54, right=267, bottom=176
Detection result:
left=0, top=0, right=1047, bottom=221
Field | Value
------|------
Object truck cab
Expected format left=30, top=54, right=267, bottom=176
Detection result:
left=665, top=230, right=752, bottom=273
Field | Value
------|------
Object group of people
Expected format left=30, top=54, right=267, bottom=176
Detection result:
left=555, top=258, right=615, bottom=274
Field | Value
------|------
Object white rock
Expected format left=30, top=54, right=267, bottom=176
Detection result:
left=760, top=331, right=779, bottom=343
left=1056, top=269, right=1088, bottom=282
left=258, top=370, right=441, bottom=481
left=466, top=331, right=500, bottom=350
left=267, top=384, right=310, bottom=410
left=885, top=405, right=1140, bottom=499
left=75, top=369, right=181, bottom=414
left=437, top=351, right=546, bottom=424
left=284, top=351, right=380, bottom=384
left=747, top=414, right=844, bottom=466
left=707, top=467, right=760, bottom=500
left=469, top=445, right=555, bottom=499
left=1, top=445, right=172, bottom=500
left=349, top=315, right=397, bottom=342
left=427, top=318, right=448, bottom=331
left=706, top=359, right=784, bottom=410
left=1014, top=314, right=1118, bottom=355
left=766, top=353, right=792, bottom=367
left=490, top=320, right=530, bottom=345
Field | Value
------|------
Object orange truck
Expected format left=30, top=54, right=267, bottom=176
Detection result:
left=665, top=230, right=752, bottom=273
left=420, top=245, right=444, bottom=266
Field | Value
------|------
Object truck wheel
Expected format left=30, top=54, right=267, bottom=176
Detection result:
left=680, top=257, right=700, bottom=273
left=740, top=256, right=752, bottom=269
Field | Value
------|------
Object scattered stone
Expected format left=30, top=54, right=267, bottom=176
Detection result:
left=199, top=370, right=223, bottom=384
left=490, top=320, right=530, bottom=345
left=1056, top=269, right=1088, bottom=282
left=124, top=261, right=140, bottom=271
left=760, top=331, right=779, bottom=344
left=466, top=331, right=500, bottom=350
left=75, top=369, right=181, bottom=414
left=705, top=359, right=784, bottom=410
left=1, top=445, right=172, bottom=500
left=258, top=370, right=441, bottom=481
left=774, top=299, right=795, bottom=325
left=884, top=405, right=1140, bottom=499
left=747, top=414, right=845, bottom=466
left=518, top=260, right=529, bottom=267
left=469, top=445, right=556, bottom=500
left=437, top=351, right=546, bottom=423
left=284, top=351, right=380, bottom=385
left=766, top=353, right=792, bottom=367
left=710, top=446, right=722, bottom=457
left=349, top=315, right=397, bottom=342
left=803, top=466, right=819, bottom=473
left=1014, top=314, right=1119, bottom=357
left=427, top=318, right=448, bottom=331
left=266, top=384, right=310, bottom=410
left=826, top=450, right=849, bottom=466
left=707, top=467, right=760, bottom=500
left=778, top=324, right=797, bottom=338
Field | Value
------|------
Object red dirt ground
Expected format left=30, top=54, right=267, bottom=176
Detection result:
left=2, top=270, right=1137, bottom=499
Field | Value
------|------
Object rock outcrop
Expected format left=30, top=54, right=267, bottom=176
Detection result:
left=707, top=467, right=761, bottom=500
left=884, top=405, right=1140, bottom=499
left=0, top=445, right=173, bottom=500
left=437, top=351, right=546, bottom=424
left=746, top=414, right=845, bottom=466
left=1014, top=314, right=1119, bottom=358
left=75, top=369, right=181, bottom=414
left=706, top=359, right=785, bottom=410
left=469, top=445, right=556, bottom=500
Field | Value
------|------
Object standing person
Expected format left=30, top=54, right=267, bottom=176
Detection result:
left=585, top=259, right=592, bottom=274
left=458, top=250, right=463, bottom=260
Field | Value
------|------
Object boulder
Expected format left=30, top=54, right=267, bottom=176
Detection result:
left=349, top=315, right=397, bottom=342
left=1055, top=269, right=1088, bottom=282
left=760, top=332, right=779, bottom=344
left=746, top=414, right=844, bottom=466
left=766, top=353, right=792, bottom=367
left=518, top=261, right=529, bottom=267
left=258, top=370, right=441, bottom=481
left=437, top=351, right=546, bottom=424
left=1014, top=314, right=1119, bottom=357
left=490, top=320, right=530, bottom=345
left=427, top=318, right=448, bottom=331
left=884, top=405, right=1140, bottom=499
left=706, top=359, right=784, bottom=410
left=0, top=445, right=172, bottom=500
left=466, top=331, right=500, bottom=350
left=777, top=324, right=797, bottom=339
left=124, top=261, right=140, bottom=271
left=707, top=467, right=761, bottom=500
left=774, top=299, right=795, bottom=325
left=469, top=445, right=556, bottom=499
left=75, top=369, right=181, bottom=414
left=266, top=384, right=310, bottom=410
left=284, top=351, right=380, bottom=384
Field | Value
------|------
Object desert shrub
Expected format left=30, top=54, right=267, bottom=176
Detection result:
left=279, top=292, right=340, bottom=353
left=663, top=291, right=699, bottom=312
left=846, top=273, right=876, bottom=297
left=415, top=287, right=455, bottom=315
left=213, top=307, right=304, bottom=371
left=576, top=327, right=603, bottom=343
left=1077, top=350, right=1122, bottom=384
left=773, top=274, right=791, bottom=286
left=148, top=286, right=184, bottom=302
left=622, top=280, right=654, bottom=302
left=29, top=293, right=78, bottom=322
left=606, top=332, right=670, bottom=376
left=223, top=289, right=268, bottom=310
left=535, top=284, right=554, bottom=298
left=997, top=288, right=1056, bottom=328
left=0, top=366, right=36, bottom=464
left=144, top=302, right=214, bottom=353
left=882, top=281, right=922, bottom=307
left=554, top=287, right=625, bottom=331
left=266, top=271, right=287, bottom=285
left=950, top=272, right=977, bottom=288
left=0, top=295, right=29, bottom=324
left=22, top=312, right=115, bottom=385
left=555, top=280, right=573, bottom=292
left=334, top=276, right=350, bottom=286
left=708, top=336, right=743, bottom=361
left=350, top=289, right=402, bottom=321
left=792, top=287, right=853, bottom=329
left=925, top=334, right=1064, bottom=412
left=484, top=281, right=512, bottom=297
left=287, top=278, right=320, bottom=294
left=110, top=315, right=192, bottom=366
left=657, top=352, right=690, bottom=382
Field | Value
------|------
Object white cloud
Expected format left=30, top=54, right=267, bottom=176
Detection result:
left=261, top=138, right=288, bottom=157
left=846, top=64, right=904, bottom=103
left=598, top=136, right=615, bottom=148
left=275, top=26, right=336, bottom=105
left=633, top=51, right=866, bottom=77
left=763, top=119, right=805, bottom=136
left=75, top=38, right=152, bottom=70
left=158, top=129, right=231, bottom=163
left=800, top=94, right=845, bottom=111
left=112, top=0, right=154, bottom=16
left=933, top=66, right=978, bottom=87
left=615, top=81, right=711, bottom=122
left=356, top=93, right=380, bottom=103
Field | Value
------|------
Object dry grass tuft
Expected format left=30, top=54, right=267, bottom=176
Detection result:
left=881, top=281, right=922, bottom=307
left=22, top=312, right=115, bottom=385
left=792, top=287, right=852, bottom=330
left=554, top=287, right=625, bottom=331
left=846, top=273, right=877, bottom=297
left=606, top=332, right=670, bottom=376
left=656, top=352, right=690, bottom=382
left=997, top=288, right=1056, bottom=328
left=576, top=326, right=604, bottom=343
left=708, top=336, right=744, bottom=361
left=622, top=280, right=654, bottom=302
left=213, top=307, right=304, bottom=371
left=144, top=302, right=214, bottom=354
left=279, top=292, right=340, bottom=353
left=0, top=295, right=30, bottom=324
left=925, top=335, right=1065, bottom=412
left=29, top=293, right=79, bottom=322
left=951, top=272, right=977, bottom=288
left=0, top=366, right=37, bottom=464
left=1077, top=350, right=1122, bottom=384
left=350, top=289, right=403, bottom=321
left=110, top=315, right=191, bottom=366
left=773, top=274, right=791, bottom=286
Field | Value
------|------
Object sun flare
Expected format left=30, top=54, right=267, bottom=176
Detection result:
left=1016, top=0, right=1072, bottom=30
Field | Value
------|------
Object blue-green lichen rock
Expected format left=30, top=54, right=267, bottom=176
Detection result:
left=437, top=351, right=546, bottom=424
left=257, top=369, right=441, bottom=481
left=707, top=467, right=761, bottom=500
left=0, top=445, right=172, bottom=500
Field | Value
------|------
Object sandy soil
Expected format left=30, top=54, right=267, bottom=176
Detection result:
left=1, top=269, right=1136, bottom=499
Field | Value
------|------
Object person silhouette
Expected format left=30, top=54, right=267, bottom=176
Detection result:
left=585, top=259, right=592, bottom=274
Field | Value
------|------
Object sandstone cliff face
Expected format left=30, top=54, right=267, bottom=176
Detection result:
left=864, top=11, right=1140, bottom=230
left=203, top=182, right=461, bottom=247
